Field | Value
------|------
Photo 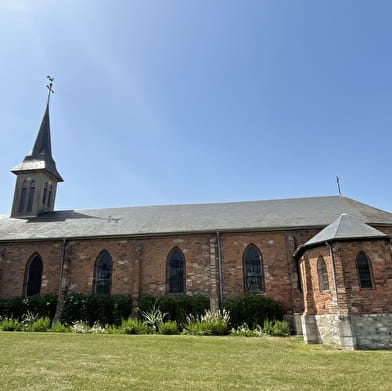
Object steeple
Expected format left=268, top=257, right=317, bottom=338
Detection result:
left=12, top=103, right=63, bottom=181
left=10, top=77, right=63, bottom=218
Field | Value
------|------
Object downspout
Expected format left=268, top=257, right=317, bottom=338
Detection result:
left=53, top=238, right=67, bottom=323
left=216, top=232, right=223, bottom=308
left=326, top=241, right=339, bottom=311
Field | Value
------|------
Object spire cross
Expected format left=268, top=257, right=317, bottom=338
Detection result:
left=46, top=75, right=54, bottom=104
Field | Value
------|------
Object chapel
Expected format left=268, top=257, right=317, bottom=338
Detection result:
left=1, top=96, right=392, bottom=349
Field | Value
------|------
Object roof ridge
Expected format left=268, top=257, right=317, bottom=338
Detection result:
left=334, top=213, right=347, bottom=237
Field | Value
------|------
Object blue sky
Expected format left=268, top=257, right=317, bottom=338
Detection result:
left=1, top=0, right=392, bottom=214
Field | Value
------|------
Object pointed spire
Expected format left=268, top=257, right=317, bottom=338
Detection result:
left=29, top=103, right=53, bottom=159
left=11, top=90, right=63, bottom=182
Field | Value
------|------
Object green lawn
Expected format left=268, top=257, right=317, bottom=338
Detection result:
left=0, top=333, right=391, bottom=390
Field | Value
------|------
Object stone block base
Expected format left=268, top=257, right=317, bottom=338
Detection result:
left=351, top=314, right=392, bottom=349
left=301, top=314, right=355, bottom=348
left=301, top=313, right=392, bottom=349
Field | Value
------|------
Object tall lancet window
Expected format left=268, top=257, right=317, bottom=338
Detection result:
left=26, top=181, right=36, bottom=212
left=42, top=182, right=48, bottom=205
left=25, top=255, right=43, bottom=296
left=47, top=184, right=52, bottom=207
left=244, top=245, right=263, bottom=293
left=94, top=251, right=113, bottom=295
left=168, top=248, right=185, bottom=294
left=357, top=251, right=374, bottom=289
left=317, top=256, right=329, bottom=292
left=18, top=181, right=28, bottom=213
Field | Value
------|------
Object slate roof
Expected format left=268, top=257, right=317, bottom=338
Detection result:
left=11, top=104, right=63, bottom=181
left=1, top=196, right=392, bottom=242
left=294, top=213, right=388, bottom=256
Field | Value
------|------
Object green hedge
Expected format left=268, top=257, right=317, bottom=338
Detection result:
left=223, top=294, right=284, bottom=328
left=0, top=294, right=132, bottom=326
left=0, top=294, right=57, bottom=321
left=138, top=294, right=210, bottom=326
left=61, top=294, right=132, bottom=326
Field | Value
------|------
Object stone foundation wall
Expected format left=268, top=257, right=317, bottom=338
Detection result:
left=351, top=314, right=392, bottom=349
left=302, top=313, right=392, bottom=349
left=302, top=314, right=355, bottom=348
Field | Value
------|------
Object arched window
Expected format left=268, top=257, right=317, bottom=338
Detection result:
left=317, top=256, right=329, bottom=292
left=25, top=255, right=43, bottom=296
left=168, top=248, right=185, bottom=294
left=244, top=245, right=263, bottom=293
left=47, top=184, right=53, bottom=207
left=42, top=183, right=48, bottom=205
left=18, top=181, right=28, bottom=212
left=356, top=251, right=373, bottom=289
left=94, top=251, right=112, bottom=294
left=26, top=181, right=36, bottom=212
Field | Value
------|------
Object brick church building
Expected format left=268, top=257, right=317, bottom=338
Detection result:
left=1, top=100, right=392, bottom=349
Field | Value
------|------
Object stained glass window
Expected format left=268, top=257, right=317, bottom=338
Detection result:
left=168, top=248, right=184, bottom=294
left=25, top=255, right=43, bottom=296
left=357, top=251, right=373, bottom=289
left=244, top=245, right=263, bottom=293
left=317, top=256, right=329, bottom=291
left=95, top=251, right=112, bottom=295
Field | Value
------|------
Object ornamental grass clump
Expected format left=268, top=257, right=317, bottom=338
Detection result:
left=139, top=302, right=168, bottom=333
left=29, top=317, right=51, bottom=332
left=184, top=308, right=230, bottom=336
left=71, top=321, right=92, bottom=334
left=21, top=311, right=38, bottom=330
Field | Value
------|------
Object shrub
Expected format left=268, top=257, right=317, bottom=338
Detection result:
left=30, top=317, right=51, bottom=332
left=50, top=322, right=69, bottom=333
left=122, top=318, right=150, bottom=334
left=112, top=295, right=133, bottom=326
left=263, top=320, right=290, bottom=336
left=61, top=294, right=132, bottom=326
left=138, top=295, right=209, bottom=327
left=0, top=318, right=22, bottom=331
left=224, top=294, right=284, bottom=328
left=230, top=323, right=256, bottom=337
left=183, top=320, right=211, bottom=336
left=184, top=308, right=230, bottom=336
left=0, top=294, right=57, bottom=321
left=159, top=321, right=179, bottom=335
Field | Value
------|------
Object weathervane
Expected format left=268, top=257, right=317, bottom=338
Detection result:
left=336, top=176, right=342, bottom=196
left=46, top=75, right=54, bottom=105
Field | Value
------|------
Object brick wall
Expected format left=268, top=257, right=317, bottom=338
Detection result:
left=0, top=240, right=63, bottom=298
left=300, top=246, right=338, bottom=315
left=0, top=228, right=321, bottom=315
left=335, top=240, right=392, bottom=314
left=301, top=239, right=392, bottom=316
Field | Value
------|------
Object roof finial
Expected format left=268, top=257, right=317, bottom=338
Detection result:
left=46, top=75, right=54, bottom=105
left=336, top=176, right=342, bottom=196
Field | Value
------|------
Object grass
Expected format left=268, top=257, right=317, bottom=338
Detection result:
left=0, top=333, right=391, bottom=390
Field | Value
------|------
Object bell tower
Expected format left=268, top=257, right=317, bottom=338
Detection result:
left=10, top=77, right=63, bottom=218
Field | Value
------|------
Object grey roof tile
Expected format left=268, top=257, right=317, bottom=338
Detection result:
left=304, top=214, right=386, bottom=245
left=1, top=196, right=392, bottom=241
left=294, top=213, right=388, bottom=257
